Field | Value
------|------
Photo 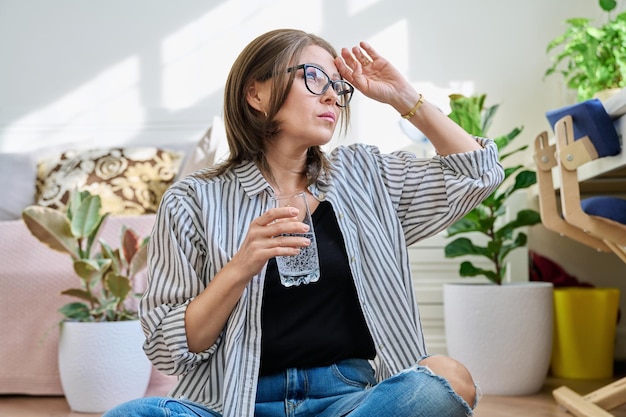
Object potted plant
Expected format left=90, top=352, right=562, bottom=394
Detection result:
left=444, top=94, right=541, bottom=284
left=545, top=0, right=626, bottom=101
left=442, top=94, right=553, bottom=396
left=21, top=190, right=152, bottom=413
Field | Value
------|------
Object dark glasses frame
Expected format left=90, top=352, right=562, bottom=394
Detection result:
left=286, top=64, right=354, bottom=107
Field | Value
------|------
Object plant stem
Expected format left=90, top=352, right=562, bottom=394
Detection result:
left=488, top=206, right=503, bottom=282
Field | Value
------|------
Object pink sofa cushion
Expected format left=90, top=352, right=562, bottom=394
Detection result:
left=0, top=214, right=176, bottom=396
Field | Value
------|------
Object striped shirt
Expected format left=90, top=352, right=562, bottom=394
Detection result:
left=140, top=139, right=503, bottom=417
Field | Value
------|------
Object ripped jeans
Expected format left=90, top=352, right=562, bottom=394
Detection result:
left=103, top=357, right=476, bottom=417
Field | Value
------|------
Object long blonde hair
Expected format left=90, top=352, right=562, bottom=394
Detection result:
left=209, top=29, right=350, bottom=183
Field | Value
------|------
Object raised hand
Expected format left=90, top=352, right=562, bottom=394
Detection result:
left=335, top=41, right=413, bottom=109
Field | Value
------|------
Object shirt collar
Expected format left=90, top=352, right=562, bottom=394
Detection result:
left=232, top=159, right=332, bottom=200
left=233, top=160, right=271, bottom=198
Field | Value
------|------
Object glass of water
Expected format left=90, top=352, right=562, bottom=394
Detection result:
left=269, top=192, right=320, bottom=287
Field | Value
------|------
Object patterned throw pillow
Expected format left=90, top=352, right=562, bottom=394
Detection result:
left=35, top=147, right=184, bottom=215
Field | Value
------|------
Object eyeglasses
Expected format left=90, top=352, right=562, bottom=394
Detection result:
left=287, top=64, right=354, bottom=108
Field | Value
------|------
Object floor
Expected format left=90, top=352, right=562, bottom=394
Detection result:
left=1, top=376, right=626, bottom=417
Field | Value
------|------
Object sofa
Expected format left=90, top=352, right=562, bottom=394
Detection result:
left=0, top=117, right=225, bottom=396
left=0, top=214, right=176, bottom=396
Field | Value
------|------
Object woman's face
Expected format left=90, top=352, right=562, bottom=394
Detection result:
left=272, top=45, right=343, bottom=152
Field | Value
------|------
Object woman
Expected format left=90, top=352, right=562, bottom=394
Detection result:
left=104, top=28, right=503, bottom=417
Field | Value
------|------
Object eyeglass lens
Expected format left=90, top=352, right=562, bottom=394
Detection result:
left=302, top=65, right=353, bottom=107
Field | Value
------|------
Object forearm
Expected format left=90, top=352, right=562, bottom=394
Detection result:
left=185, top=260, right=252, bottom=353
left=393, top=92, right=482, bottom=156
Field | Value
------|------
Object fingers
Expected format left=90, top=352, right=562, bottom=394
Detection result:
left=236, top=208, right=310, bottom=275
left=335, top=54, right=353, bottom=82
left=352, top=44, right=373, bottom=67
left=336, top=48, right=364, bottom=85
left=274, top=234, right=311, bottom=252
left=339, top=45, right=368, bottom=71
left=340, top=42, right=376, bottom=69
left=336, top=42, right=380, bottom=85
left=254, top=207, right=311, bottom=249
left=358, top=41, right=379, bottom=62
left=256, top=206, right=298, bottom=227
left=265, top=219, right=311, bottom=258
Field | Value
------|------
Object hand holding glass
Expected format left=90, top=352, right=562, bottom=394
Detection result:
left=269, top=192, right=320, bottom=287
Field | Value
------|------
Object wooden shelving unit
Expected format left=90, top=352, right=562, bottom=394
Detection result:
left=551, top=90, right=626, bottom=195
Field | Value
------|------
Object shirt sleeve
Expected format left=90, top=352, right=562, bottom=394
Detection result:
left=373, top=137, right=504, bottom=245
left=139, top=180, right=219, bottom=375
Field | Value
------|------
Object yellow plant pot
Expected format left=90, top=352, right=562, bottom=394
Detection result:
left=551, top=288, right=620, bottom=379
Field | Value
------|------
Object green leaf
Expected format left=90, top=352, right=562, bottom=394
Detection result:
left=61, top=288, right=98, bottom=304
left=99, top=240, right=122, bottom=274
left=448, top=94, right=485, bottom=136
left=70, top=195, right=103, bottom=238
left=600, top=0, right=617, bottom=12
left=495, top=210, right=542, bottom=241
left=481, top=104, right=499, bottom=134
left=21, top=206, right=79, bottom=258
left=73, top=258, right=99, bottom=280
left=446, top=206, right=496, bottom=237
left=444, top=237, right=491, bottom=259
left=59, top=302, right=91, bottom=321
left=503, top=165, right=524, bottom=181
left=91, top=300, right=116, bottom=321
left=498, top=233, right=528, bottom=267
left=498, top=142, right=527, bottom=161
left=458, top=261, right=500, bottom=284
left=67, top=190, right=88, bottom=221
left=446, top=212, right=482, bottom=236
left=503, top=171, right=538, bottom=200
left=105, top=273, right=132, bottom=301
left=70, top=194, right=109, bottom=258
left=73, top=258, right=112, bottom=290
left=494, top=128, right=524, bottom=153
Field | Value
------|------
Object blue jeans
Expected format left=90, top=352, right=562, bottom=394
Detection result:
left=103, top=358, right=474, bottom=416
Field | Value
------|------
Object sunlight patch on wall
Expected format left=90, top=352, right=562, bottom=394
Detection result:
left=161, top=0, right=325, bottom=112
left=1, top=56, right=143, bottom=153
left=239, top=0, right=323, bottom=34
left=346, top=20, right=411, bottom=153
left=346, top=0, right=382, bottom=15
left=161, top=2, right=242, bottom=111
left=347, top=20, right=475, bottom=155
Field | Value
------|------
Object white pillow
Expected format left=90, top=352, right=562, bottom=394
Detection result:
left=178, top=116, right=229, bottom=177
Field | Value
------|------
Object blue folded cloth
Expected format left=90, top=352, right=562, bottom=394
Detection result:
left=546, top=98, right=621, bottom=157
left=581, top=196, right=626, bottom=226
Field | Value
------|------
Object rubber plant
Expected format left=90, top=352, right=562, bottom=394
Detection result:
left=22, top=190, right=149, bottom=321
left=444, top=94, right=541, bottom=285
left=545, top=0, right=626, bottom=101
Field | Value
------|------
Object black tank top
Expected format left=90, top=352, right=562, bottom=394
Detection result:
left=260, top=201, right=376, bottom=375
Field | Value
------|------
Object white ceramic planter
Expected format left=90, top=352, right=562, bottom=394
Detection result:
left=58, top=320, right=152, bottom=413
left=443, top=282, right=553, bottom=396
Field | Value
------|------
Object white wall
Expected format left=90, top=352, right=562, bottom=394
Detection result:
left=3, top=0, right=626, bottom=351
left=1, top=0, right=619, bottom=154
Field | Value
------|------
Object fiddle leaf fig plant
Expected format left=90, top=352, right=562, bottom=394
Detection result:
left=444, top=94, right=541, bottom=285
left=545, top=0, right=626, bottom=101
left=22, top=190, right=149, bottom=322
